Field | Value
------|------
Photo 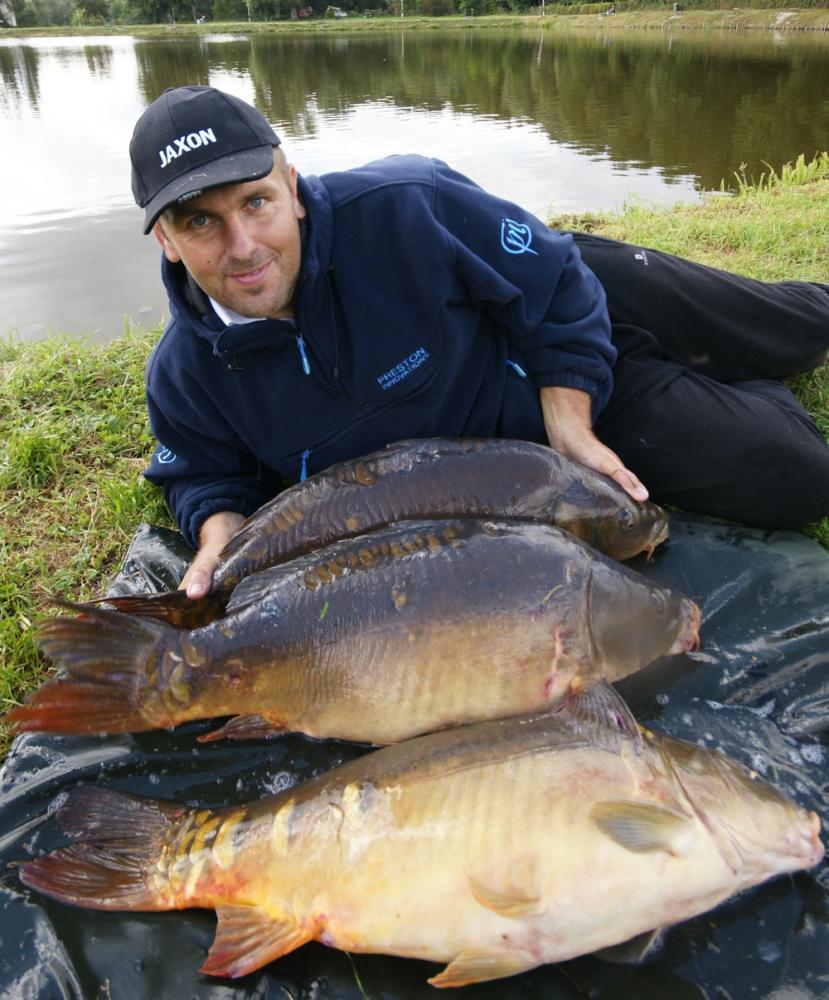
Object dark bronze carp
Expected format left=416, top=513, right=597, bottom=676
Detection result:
left=93, top=438, right=669, bottom=628
left=8, top=519, right=696, bottom=744
left=18, top=687, right=822, bottom=986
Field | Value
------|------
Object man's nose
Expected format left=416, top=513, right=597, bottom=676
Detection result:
left=224, top=215, right=257, bottom=259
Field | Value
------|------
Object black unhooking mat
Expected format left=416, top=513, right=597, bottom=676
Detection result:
left=1, top=515, right=828, bottom=1000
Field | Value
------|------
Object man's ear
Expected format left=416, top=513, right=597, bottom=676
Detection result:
left=287, top=165, right=307, bottom=221
left=153, top=219, right=181, bottom=263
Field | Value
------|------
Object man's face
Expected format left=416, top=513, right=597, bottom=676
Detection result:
left=153, top=161, right=306, bottom=320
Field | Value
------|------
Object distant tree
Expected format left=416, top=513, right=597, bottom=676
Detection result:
left=42, top=0, right=72, bottom=21
left=15, top=0, right=39, bottom=23
left=0, top=0, right=17, bottom=24
left=124, top=0, right=174, bottom=21
left=71, top=0, right=109, bottom=21
left=212, top=0, right=244, bottom=17
left=109, top=0, right=139, bottom=20
left=256, top=0, right=283, bottom=17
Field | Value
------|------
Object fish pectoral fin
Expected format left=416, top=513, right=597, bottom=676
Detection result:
left=551, top=681, right=642, bottom=752
left=594, top=927, right=664, bottom=964
left=468, top=875, right=543, bottom=919
left=427, top=948, right=537, bottom=988
left=197, top=715, right=286, bottom=743
left=201, top=904, right=311, bottom=979
left=591, top=800, right=694, bottom=855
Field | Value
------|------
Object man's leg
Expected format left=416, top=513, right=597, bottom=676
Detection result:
left=595, top=324, right=829, bottom=528
left=572, top=232, right=829, bottom=381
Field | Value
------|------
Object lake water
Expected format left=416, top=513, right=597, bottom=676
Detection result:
left=2, top=25, right=829, bottom=342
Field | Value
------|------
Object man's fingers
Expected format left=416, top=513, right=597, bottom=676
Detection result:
left=184, top=568, right=213, bottom=600
left=561, top=436, right=651, bottom=504
left=180, top=555, right=221, bottom=599
left=609, top=466, right=649, bottom=503
left=179, top=510, right=245, bottom=599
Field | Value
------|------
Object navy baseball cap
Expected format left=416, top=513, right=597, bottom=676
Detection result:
left=130, top=85, right=281, bottom=234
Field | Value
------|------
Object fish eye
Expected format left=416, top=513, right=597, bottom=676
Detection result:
left=617, top=508, right=635, bottom=532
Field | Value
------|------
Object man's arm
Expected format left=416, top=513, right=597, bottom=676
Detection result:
left=540, top=386, right=648, bottom=502
left=179, top=510, right=246, bottom=598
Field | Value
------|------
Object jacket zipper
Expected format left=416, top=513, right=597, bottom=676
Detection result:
left=295, top=333, right=311, bottom=375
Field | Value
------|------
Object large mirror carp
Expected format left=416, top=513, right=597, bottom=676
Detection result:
left=93, top=438, right=670, bottom=628
left=18, top=686, right=822, bottom=987
left=7, top=519, right=697, bottom=744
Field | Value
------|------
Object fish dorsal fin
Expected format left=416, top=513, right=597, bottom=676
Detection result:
left=550, top=681, right=642, bottom=753
left=427, top=947, right=537, bottom=988
left=594, top=927, right=664, bottom=964
left=591, top=800, right=695, bottom=855
left=200, top=904, right=311, bottom=978
left=197, top=715, right=286, bottom=744
left=468, top=875, right=543, bottom=919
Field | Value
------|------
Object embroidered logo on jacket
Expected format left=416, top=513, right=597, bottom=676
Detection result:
left=377, top=348, right=430, bottom=390
left=155, top=446, right=177, bottom=464
left=500, top=218, right=539, bottom=257
left=158, top=128, right=218, bottom=169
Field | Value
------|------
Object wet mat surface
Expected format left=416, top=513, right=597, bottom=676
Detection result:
left=1, top=515, right=828, bottom=999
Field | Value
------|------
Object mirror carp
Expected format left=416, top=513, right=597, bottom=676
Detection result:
left=19, top=687, right=822, bottom=987
left=93, top=438, right=670, bottom=628
left=7, top=519, right=697, bottom=744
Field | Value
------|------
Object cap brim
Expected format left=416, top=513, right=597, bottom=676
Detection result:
left=142, top=144, right=276, bottom=234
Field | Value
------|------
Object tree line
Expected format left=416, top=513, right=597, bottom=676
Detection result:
left=1, top=0, right=533, bottom=28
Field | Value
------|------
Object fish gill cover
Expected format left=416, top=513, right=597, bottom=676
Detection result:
left=0, top=514, right=827, bottom=998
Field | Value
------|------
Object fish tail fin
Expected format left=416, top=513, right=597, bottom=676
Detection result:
left=78, top=589, right=227, bottom=629
left=20, top=786, right=187, bottom=911
left=5, top=601, right=176, bottom=734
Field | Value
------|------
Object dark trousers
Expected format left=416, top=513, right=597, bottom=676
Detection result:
left=572, top=232, right=829, bottom=528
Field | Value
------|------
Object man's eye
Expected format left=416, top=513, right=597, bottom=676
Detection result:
left=189, top=215, right=210, bottom=229
left=249, top=196, right=265, bottom=209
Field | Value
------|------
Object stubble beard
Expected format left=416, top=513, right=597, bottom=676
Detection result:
left=220, top=259, right=298, bottom=320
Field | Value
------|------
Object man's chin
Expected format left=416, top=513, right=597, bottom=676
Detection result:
left=216, top=280, right=294, bottom=320
left=224, top=289, right=272, bottom=319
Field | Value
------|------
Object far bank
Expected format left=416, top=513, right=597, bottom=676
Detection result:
left=3, top=9, right=829, bottom=38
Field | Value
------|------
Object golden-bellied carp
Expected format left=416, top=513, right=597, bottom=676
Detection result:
left=18, top=687, right=823, bottom=987
left=6, top=519, right=698, bottom=744
left=92, top=438, right=670, bottom=628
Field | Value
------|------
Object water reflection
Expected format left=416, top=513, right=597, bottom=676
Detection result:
left=134, top=38, right=210, bottom=102
left=83, top=44, right=114, bottom=77
left=0, top=43, right=41, bottom=113
left=1, top=27, right=828, bottom=341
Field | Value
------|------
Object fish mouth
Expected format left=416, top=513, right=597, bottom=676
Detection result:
left=643, top=517, right=671, bottom=562
left=669, top=599, right=702, bottom=654
left=797, top=811, right=825, bottom=867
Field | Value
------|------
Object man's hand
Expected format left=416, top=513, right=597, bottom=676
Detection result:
left=179, top=511, right=245, bottom=599
left=540, top=386, right=649, bottom=502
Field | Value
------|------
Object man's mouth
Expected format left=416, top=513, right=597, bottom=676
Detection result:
left=230, top=261, right=271, bottom=287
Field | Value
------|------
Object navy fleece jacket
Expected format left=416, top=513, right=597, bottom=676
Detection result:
left=145, top=155, right=615, bottom=548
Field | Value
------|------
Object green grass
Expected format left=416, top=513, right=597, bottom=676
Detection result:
left=0, top=326, right=172, bottom=751
left=1, top=153, right=828, bottom=756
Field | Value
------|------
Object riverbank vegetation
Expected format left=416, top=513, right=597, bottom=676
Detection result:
left=1, top=153, right=828, bottom=753
left=3, top=3, right=829, bottom=33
